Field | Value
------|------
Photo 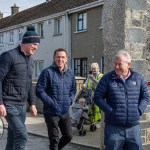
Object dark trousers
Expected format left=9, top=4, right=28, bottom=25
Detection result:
left=5, top=104, right=27, bottom=150
left=104, top=124, right=142, bottom=150
left=44, top=113, right=73, bottom=150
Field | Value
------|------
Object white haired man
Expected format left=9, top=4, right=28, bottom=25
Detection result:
left=94, top=50, right=149, bottom=150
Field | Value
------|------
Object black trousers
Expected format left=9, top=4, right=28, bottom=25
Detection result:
left=44, top=113, right=73, bottom=150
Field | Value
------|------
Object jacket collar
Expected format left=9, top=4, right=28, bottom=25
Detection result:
left=111, top=69, right=134, bottom=80
left=51, top=62, right=68, bottom=73
left=17, top=45, right=29, bottom=58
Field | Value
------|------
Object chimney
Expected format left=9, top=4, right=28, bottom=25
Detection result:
left=0, top=12, right=3, bottom=19
left=11, top=3, right=19, bottom=15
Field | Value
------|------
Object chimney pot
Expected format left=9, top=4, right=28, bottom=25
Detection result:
left=0, top=12, right=3, bottom=19
left=11, top=3, right=19, bottom=15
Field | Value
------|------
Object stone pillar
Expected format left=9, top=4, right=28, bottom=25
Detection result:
left=147, top=0, right=150, bottom=80
left=102, top=0, right=150, bottom=149
left=103, top=0, right=126, bottom=72
left=103, top=0, right=148, bottom=77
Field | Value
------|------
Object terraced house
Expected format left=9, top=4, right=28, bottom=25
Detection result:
left=0, top=0, right=104, bottom=79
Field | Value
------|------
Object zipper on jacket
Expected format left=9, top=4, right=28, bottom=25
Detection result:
left=61, top=72, right=64, bottom=115
left=25, top=56, right=29, bottom=94
left=124, top=82, right=128, bottom=125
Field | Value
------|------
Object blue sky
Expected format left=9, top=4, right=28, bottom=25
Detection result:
left=0, top=0, right=45, bottom=17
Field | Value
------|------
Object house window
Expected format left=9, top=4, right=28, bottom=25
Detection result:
left=74, top=58, right=87, bottom=77
left=34, top=60, right=44, bottom=77
left=10, top=31, right=14, bottom=43
left=18, top=29, right=23, bottom=41
left=54, top=17, right=62, bottom=35
left=0, top=34, right=3, bottom=44
left=77, top=12, right=87, bottom=31
left=38, top=23, right=44, bottom=37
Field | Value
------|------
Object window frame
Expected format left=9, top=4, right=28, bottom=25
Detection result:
left=9, top=31, right=14, bottom=43
left=74, top=58, right=87, bottom=77
left=18, top=28, right=23, bottom=42
left=77, top=12, right=87, bottom=32
left=0, top=34, right=3, bottom=45
left=34, top=60, right=44, bottom=78
left=38, top=22, right=44, bottom=38
left=54, top=17, right=62, bottom=35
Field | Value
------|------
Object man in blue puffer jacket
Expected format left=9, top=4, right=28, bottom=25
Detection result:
left=94, top=50, right=149, bottom=150
left=36, top=48, right=76, bottom=150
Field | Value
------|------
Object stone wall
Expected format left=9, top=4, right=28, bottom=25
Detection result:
left=147, top=0, right=150, bottom=80
left=125, top=0, right=148, bottom=78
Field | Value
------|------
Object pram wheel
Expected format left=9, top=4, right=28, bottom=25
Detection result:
left=77, top=124, right=81, bottom=130
left=77, top=117, right=85, bottom=130
left=79, top=129, right=86, bottom=136
left=90, top=124, right=96, bottom=131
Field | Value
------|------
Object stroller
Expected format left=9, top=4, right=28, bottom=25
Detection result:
left=69, top=88, right=101, bottom=136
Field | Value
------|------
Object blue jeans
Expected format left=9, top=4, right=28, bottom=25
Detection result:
left=5, top=104, right=27, bottom=150
left=104, top=124, right=142, bottom=150
left=44, top=113, right=73, bottom=150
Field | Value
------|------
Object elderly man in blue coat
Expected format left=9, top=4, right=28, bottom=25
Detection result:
left=94, top=50, right=149, bottom=150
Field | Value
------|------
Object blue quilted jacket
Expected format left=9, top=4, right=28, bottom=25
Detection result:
left=0, top=46, right=35, bottom=106
left=36, top=63, right=76, bottom=116
left=94, top=70, right=149, bottom=127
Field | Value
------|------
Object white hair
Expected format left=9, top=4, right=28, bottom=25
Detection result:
left=115, top=50, right=131, bottom=63
left=91, top=63, right=99, bottom=71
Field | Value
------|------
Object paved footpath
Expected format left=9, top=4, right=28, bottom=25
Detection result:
left=25, top=113, right=100, bottom=149
left=0, top=132, right=98, bottom=150
left=1, top=113, right=100, bottom=149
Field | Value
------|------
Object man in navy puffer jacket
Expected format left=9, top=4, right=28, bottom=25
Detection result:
left=94, top=50, right=149, bottom=150
left=0, top=25, right=40, bottom=150
left=36, top=48, right=76, bottom=150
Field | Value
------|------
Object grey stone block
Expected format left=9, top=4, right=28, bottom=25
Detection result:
left=140, top=121, right=150, bottom=129
left=142, top=144, right=150, bottom=150
left=140, top=113, right=146, bottom=121
left=128, top=29, right=146, bottom=43
left=141, top=136, right=146, bottom=144
left=131, top=60, right=146, bottom=76
left=132, top=20, right=142, bottom=27
left=145, top=105, right=150, bottom=113
left=127, top=0, right=147, bottom=10
left=141, top=129, right=146, bottom=136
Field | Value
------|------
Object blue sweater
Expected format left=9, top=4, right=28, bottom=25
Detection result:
left=94, top=70, right=149, bottom=127
left=36, top=63, right=76, bottom=116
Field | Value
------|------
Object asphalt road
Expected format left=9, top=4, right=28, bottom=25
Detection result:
left=0, top=131, right=98, bottom=150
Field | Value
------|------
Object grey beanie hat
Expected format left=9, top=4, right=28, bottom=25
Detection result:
left=22, top=25, right=40, bottom=44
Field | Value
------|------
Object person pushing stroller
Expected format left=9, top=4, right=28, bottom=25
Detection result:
left=82, top=63, right=103, bottom=124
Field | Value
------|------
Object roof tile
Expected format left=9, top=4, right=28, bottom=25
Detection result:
left=0, top=0, right=98, bottom=29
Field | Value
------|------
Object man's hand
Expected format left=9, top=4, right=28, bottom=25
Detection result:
left=30, top=105, right=37, bottom=116
left=0, top=104, right=7, bottom=117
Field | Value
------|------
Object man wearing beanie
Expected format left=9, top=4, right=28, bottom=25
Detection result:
left=0, top=25, right=40, bottom=150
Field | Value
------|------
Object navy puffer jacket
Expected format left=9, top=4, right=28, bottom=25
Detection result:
left=94, top=70, right=149, bottom=127
left=0, top=46, right=35, bottom=106
left=36, top=63, right=76, bottom=116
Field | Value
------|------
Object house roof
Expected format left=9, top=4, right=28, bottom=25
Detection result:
left=0, top=0, right=98, bottom=30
